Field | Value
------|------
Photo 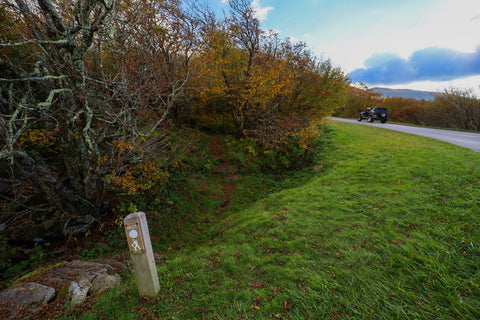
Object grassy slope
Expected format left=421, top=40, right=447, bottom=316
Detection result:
left=62, top=121, right=480, bottom=319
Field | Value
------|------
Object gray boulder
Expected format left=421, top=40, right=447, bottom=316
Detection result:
left=68, top=278, right=92, bottom=306
left=0, top=282, right=55, bottom=319
left=0, top=259, right=124, bottom=317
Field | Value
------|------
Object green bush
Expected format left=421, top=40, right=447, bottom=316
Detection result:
left=226, top=124, right=332, bottom=173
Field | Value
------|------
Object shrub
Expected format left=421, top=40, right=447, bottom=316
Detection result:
left=227, top=119, right=330, bottom=173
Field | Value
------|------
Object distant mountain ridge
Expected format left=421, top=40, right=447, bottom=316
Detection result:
left=372, top=87, right=441, bottom=100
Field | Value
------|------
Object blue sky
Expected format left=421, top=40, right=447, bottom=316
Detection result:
left=215, top=0, right=480, bottom=94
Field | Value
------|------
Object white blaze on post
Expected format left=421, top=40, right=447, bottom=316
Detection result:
left=124, top=211, right=160, bottom=297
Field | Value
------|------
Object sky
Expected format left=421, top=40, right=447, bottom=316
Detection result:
left=215, top=0, right=480, bottom=94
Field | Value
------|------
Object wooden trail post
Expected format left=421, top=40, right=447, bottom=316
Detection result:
left=124, top=211, right=160, bottom=297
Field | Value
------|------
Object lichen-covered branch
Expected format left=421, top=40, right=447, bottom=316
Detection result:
left=0, top=75, right=68, bottom=82
left=0, top=0, right=119, bottom=222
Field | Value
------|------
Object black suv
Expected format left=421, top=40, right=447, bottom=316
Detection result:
left=358, top=107, right=388, bottom=123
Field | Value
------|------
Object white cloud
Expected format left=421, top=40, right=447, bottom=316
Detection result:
left=251, top=0, right=273, bottom=22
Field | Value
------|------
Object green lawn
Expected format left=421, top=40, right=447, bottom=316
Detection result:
left=60, top=121, right=480, bottom=319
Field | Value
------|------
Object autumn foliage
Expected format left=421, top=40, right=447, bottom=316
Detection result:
left=0, top=0, right=349, bottom=268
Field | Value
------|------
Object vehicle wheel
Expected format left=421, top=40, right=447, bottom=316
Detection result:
left=357, top=116, right=362, bottom=121
left=368, top=116, right=373, bottom=122
left=381, top=120, right=386, bottom=123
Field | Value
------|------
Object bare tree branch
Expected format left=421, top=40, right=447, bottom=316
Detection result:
left=0, top=75, right=68, bottom=81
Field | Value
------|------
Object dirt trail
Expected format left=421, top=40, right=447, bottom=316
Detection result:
left=207, top=136, right=239, bottom=211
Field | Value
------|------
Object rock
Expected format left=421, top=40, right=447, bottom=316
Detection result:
left=46, top=260, right=123, bottom=290
left=57, top=260, right=122, bottom=305
left=0, top=258, right=124, bottom=316
left=68, top=279, right=91, bottom=305
left=0, top=282, right=55, bottom=319
left=90, top=273, right=121, bottom=294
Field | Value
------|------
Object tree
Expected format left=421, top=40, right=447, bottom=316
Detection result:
left=0, top=0, right=118, bottom=233
left=335, top=83, right=379, bottom=118
left=379, top=97, right=427, bottom=125
left=95, top=0, right=206, bottom=196
left=434, top=89, right=480, bottom=131
left=0, top=0, right=352, bottom=238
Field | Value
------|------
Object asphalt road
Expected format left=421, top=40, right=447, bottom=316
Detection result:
left=330, top=117, right=480, bottom=152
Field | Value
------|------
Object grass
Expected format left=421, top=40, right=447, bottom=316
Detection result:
left=58, top=121, right=480, bottom=319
